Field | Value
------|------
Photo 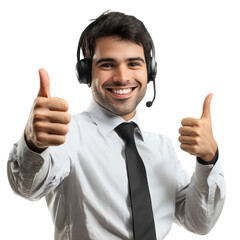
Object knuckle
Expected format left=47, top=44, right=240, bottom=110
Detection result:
left=33, top=108, right=50, bottom=122
left=53, top=97, right=69, bottom=111
left=33, top=112, right=44, bottom=123
left=180, top=144, right=188, bottom=151
left=191, top=145, right=199, bottom=153
left=62, top=100, right=69, bottom=111
left=62, top=125, right=69, bottom=135
left=193, top=128, right=201, bottom=136
left=181, top=119, right=186, bottom=125
left=34, top=98, right=48, bottom=109
left=194, top=120, right=201, bottom=127
left=192, top=137, right=199, bottom=145
left=178, top=127, right=183, bottom=134
left=58, top=135, right=66, bottom=145
left=67, top=113, right=71, bottom=123
left=63, top=113, right=71, bottom=123
left=35, top=132, right=46, bottom=143
left=33, top=121, right=42, bottom=131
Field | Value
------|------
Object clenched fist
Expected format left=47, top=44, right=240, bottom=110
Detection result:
left=178, top=94, right=218, bottom=162
left=24, top=69, right=71, bottom=153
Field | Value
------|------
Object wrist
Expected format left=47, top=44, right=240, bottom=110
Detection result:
left=198, top=140, right=218, bottom=162
left=24, top=129, right=46, bottom=154
left=197, top=148, right=219, bottom=165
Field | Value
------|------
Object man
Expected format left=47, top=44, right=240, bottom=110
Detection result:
left=8, top=11, right=225, bottom=239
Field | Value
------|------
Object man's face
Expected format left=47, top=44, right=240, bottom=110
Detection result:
left=91, top=36, right=148, bottom=121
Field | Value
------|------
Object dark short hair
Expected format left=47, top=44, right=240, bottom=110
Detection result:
left=80, top=11, right=153, bottom=71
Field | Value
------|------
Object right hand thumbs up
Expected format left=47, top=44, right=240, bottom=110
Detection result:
left=38, top=68, right=51, bottom=98
left=24, top=69, right=71, bottom=153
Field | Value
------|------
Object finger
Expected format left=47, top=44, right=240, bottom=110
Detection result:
left=179, top=126, right=199, bottom=136
left=178, top=135, right=199, bottom=145
left=34, top=122, right=69, bottom=135
left=47, top=111, right=71, bottom=124
left=35, top=132, right=66, bottom=147
left=180, top=143, right=197, bottom=155
left=201, top=93, right=213, bottom=120
left=38, top=68, right=50, bottom=98
left=181, top=118, right=200, bottom=127
left=47, top=97, right=69, bottom=112
left=33, top=109, right=71, bottom=124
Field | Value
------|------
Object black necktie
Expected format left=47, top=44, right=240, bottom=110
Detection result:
left=115, top=122, right=157, bottom=240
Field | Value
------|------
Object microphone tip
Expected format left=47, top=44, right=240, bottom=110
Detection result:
left=146, top=101, right=152, bottom=107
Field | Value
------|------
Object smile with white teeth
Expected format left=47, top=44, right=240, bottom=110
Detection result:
left=111, top=88, right=132, bottom=95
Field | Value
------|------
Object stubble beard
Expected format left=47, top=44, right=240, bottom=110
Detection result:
left=92, top=87, right=146, bottom=117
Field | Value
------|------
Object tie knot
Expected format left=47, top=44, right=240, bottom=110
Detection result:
left=115, top=122, right=136, bottom=143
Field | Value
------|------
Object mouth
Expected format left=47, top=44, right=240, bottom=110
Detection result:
left=106, top=87, right=137, bottom=98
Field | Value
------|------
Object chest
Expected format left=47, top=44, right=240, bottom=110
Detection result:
left=67, top=127, right=176, bottom=211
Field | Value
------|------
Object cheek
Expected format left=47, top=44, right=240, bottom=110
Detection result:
left=91, top=77, right=108, bottom=100
left=91, top=69, right=102, bottom=89
left=92, top=71, right=110, bottom=89
left=91, top=78, right=101, bottom=96
left=135, top=70, right=148, bottom=86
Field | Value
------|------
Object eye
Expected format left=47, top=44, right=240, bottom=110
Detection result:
left=128, top=61, right=142, bottom=68
left=100, top=63, right=114, bottom=69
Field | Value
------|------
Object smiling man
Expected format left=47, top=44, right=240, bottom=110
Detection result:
left=92, top=36, right=147, bottom=120
left=8, top=11, right=225, bottom=240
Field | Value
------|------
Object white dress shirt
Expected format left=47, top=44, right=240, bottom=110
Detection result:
left=8, top=100, right=226, bottom=240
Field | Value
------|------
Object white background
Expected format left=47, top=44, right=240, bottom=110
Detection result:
left=1, top=0, right=239, bottom=239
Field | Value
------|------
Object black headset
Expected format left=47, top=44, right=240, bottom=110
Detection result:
left=75, top=22, right=157, bottom=107
left=75, top=22, right=95, bottom=87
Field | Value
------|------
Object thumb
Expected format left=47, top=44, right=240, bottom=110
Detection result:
left=38, top=68, right=50, bottom=98
left=201, top=93, right=213, bottom=120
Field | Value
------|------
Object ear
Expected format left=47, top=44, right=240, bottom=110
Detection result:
left=76, top=58, right=92, bottom=87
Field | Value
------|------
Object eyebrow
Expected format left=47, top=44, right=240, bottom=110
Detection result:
left=128, top=57, right=145, bottom=63
left=95, top=57, right=145, bottom=66
left=95, top=58, right=116, bottom=66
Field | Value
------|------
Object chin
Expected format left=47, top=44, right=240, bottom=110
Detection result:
left=108, top=102, right=137, bottom=117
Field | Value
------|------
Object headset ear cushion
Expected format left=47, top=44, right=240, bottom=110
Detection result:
left=76, top=58, right=91, bottom=87
left=148, top=57, right=157, bottom=83
left=151, top=60, right=157, bottom=80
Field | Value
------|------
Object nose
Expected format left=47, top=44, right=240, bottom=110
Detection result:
left=112, top=64, right=129, bottom=84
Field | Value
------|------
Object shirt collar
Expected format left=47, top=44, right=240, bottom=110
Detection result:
left=87, top=100, right=144, bottom=141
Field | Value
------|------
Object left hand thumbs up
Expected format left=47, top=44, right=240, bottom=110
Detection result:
left=201, top=93, right=213, bottom=121
left=178, top=93, right=218, bottom=162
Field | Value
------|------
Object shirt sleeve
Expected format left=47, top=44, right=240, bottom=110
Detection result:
left=174, top=150, right=226, bottom=235
left=7, top=134, right=71, bottom=201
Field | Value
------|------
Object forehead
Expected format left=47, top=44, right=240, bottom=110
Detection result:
left=93, top=36, right=145, bottom=60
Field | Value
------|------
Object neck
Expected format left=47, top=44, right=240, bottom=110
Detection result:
left=120, top=110, right=136, bottom=121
